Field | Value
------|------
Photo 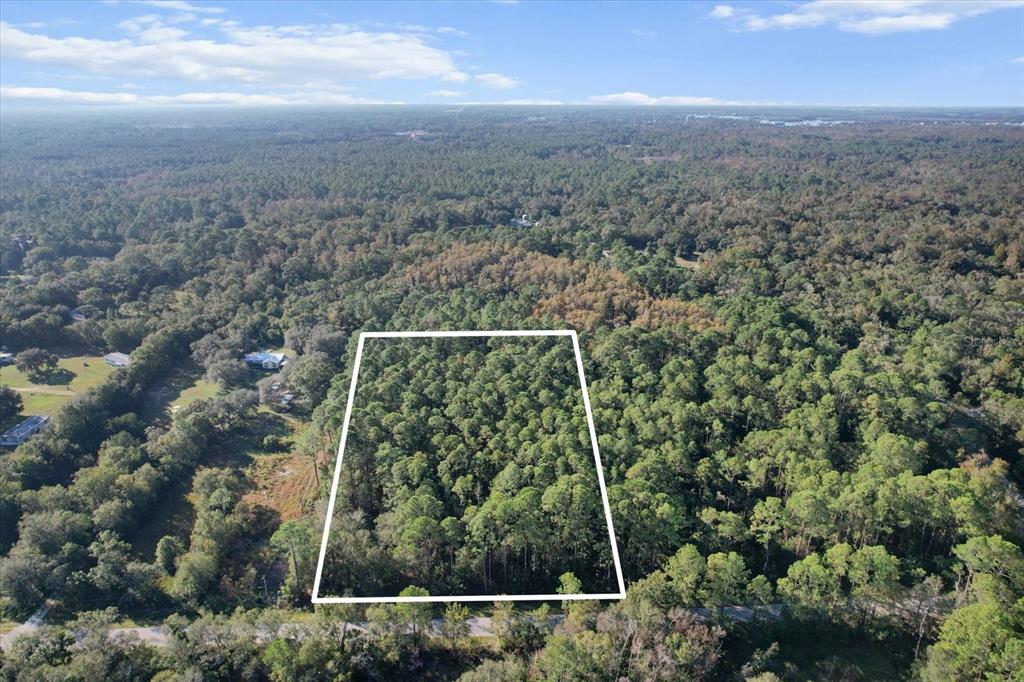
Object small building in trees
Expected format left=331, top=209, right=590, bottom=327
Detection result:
left=1, top=415, right=48, bottom=447
left=0, top=352, right=12, bottom=366
left=510, top=213, right=533, bottom=227
left=244, top=350, right=288, bottom=370
left=104, top=352, right=131, bottom=368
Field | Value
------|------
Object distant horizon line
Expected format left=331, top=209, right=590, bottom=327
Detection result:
left=2, top=103, right=1022, bottom=112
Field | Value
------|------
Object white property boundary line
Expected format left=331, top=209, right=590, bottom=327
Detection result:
left=311, top=329, right=627, bottom=604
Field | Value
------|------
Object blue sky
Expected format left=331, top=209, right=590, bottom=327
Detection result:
left=1, top=0, right=1022, bottom=108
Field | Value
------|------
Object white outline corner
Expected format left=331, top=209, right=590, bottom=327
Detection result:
left=311, top=329, right=626, bottom=604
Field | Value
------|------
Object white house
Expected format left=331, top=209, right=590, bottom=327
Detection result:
left=244, top=350, right=288, bottom=370
left=104, top=352, right=131, bottom=368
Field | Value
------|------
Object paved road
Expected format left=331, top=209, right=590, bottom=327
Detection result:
left=2, top=613, right=500, bottom=650
left=3, top=614, right=499, bottom=647
left=120, top=616, right=499, bottom=646
left=2, top=605, right=784, bottom=651
left=1, top=602, right=51, bottom=646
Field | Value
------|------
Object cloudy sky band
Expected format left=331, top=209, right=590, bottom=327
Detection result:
left=1, top=0, right=1021, bottom=107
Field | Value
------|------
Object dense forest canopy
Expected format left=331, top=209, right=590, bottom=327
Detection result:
left=319, top=335, right=617, bottom=598
left=0, top=107, right=1022, bottom=680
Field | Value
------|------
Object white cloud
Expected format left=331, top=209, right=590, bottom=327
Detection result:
left=428, top=89, right=465, bottom=97
left=0, top=84, right=396, bottom=106
left=362, top=21, right=469, bottom=37
left=148, top=91, right=291, bottom=104
left=0, top=21, right=468, bottom=84
left=104, top=1, right=225, bottom=14
left=451, top=99, right=562, bottom=105
left=1013, top=56, right=1024, bottom=64
left=630, top=28, right=657, bottom=38
left=1, top=86, right=139, bottom=104
left=588, top=91, right=730, bottom=105
left=710, top=1, right=1021, bottom=34
left=842, top=13, right=956, bottom=32
left=474, top=72, right=521, bottom=89
left=118, top=15, right=191, bottom=42
left=496, top=99, right=562, bottom=105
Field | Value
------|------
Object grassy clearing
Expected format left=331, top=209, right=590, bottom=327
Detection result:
left=674, top=254, right=702, bottom=269
left=0, top=355, right=116, bottom=416
left=170, top=377, right=220, bottom=412
left=244, top=452, right=318, bottom=522
left=241, top=408, right=316, bottom=522
left=140, top=360, right=219, bottom=425
left=0, top=366, right=38, bottom=391
left=61, top=356, right=118, bottom=392
left=0, top=355, right=116, bottom=391
left=5, top=392, right=69, bottom=419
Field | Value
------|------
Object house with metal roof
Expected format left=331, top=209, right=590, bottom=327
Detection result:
left=244, top=350, right=288, bottom=370
left=104, top=352, right=131, bottom=368
left=1, top=415, right=49, bottom=447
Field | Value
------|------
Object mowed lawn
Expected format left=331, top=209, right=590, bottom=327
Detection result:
left=0, top=355, right=117, bottom=416
left=170, top=377, right=220, bottom=412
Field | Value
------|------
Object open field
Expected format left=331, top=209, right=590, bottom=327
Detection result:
left=170, top=376, right=220, bottom=413
left=139, top=360, right=219, bottom=424
left=244, top=451, right=318, bottom=522
left=237, top=410, right=313, bottom=522
left=0, top=355, right=117, bottom=415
